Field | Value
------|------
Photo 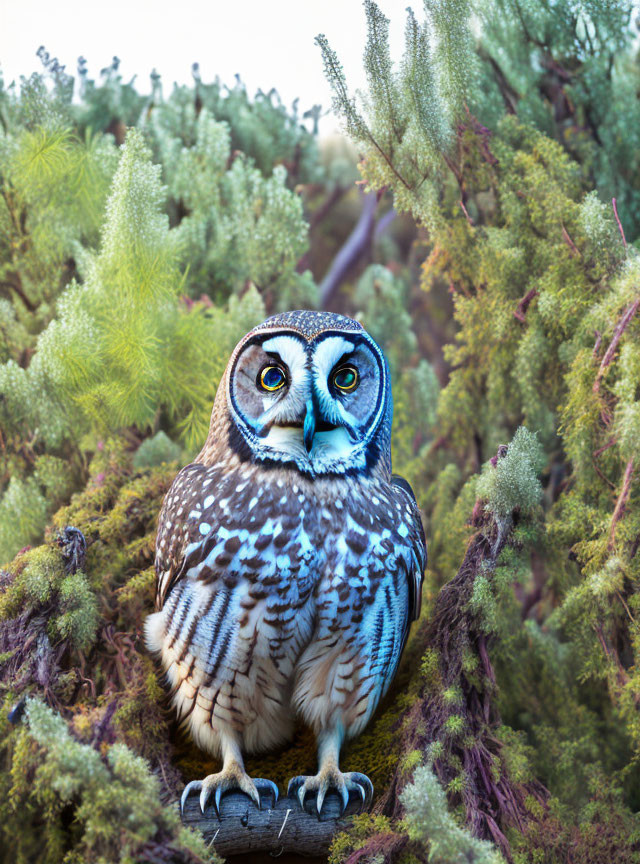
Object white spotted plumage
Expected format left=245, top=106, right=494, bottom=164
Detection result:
left=145, top=311, right=426, bottom=815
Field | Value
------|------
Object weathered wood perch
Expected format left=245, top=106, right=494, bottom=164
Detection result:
left=180, top=789, right=361, bottom=858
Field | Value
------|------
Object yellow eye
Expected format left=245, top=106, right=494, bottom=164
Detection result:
left=333, top=366, right=359, bottom=392
left=258, top=365, right=286, bottom=392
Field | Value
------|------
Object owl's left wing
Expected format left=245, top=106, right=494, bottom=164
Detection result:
left=293, top=473, right=427, bottom=738
left=391, top=473, right=427, bottom=623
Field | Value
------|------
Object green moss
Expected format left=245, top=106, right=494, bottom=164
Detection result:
left=400, top=749, right=423, bottom=777
left=328, top=813, right=394, bottom=864
left=53, top=571, right=100, bottom=652
left=443, top=715, right=465, bottom=737
left=420, top=647, right=441, bottom=688
left=476, top=427, right=545, bottom=519
left=0, top=545, right=61, bottom=614
left=2, top=698, right=217, bottom=864
left=0, top=440, right=200, bottom=862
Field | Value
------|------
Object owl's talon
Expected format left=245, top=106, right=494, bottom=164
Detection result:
left=200, top=785, right=212, bottom=815
left=214, top=785, right=223, bottom=818
left=181, top=769, right=278, bottom=819
left=254, top=777, right=279, bottom=807
left=316, top=785, right=326, bottom=815
left=287, top=775, right=304, bottom=798
left=339, top=783, right=350, bottom=815
left=286, top=769, right=371, bottom=816
left=181, top=780, right=202, bottom=814
left=347, top=772, right=374, bottom=809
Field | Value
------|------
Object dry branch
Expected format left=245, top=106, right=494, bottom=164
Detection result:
left=319, top=189, right=379, bottom=307
left=593, top=297, right=640, bottom=393
left=513, top=287, right=538, bottom=323
left=609, top=458, right=634, bottom=550
left=612, top=197, right=627, bottom=249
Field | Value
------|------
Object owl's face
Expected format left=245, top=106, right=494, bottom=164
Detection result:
left=223, top=312, right=391, bottom=476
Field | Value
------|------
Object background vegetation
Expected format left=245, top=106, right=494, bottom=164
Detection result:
left=1, top=1, right=640, bottom=862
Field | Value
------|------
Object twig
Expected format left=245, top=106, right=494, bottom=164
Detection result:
left=593, top=437, right=616, bottom=459
left=309, top=184, right=346, bottom=230
left=615, top=590, right=636, bottom=626
left=593, top=297, right=640, bottom=393
left=593, top=623, right=640, bottom=706
left=513, top=288, right=539, bottom=323
left=561, top=223, right=580, bottom=257
left=459, top=199, right=474, bottom=227
left=479, top=50, right=519, bottom=115
left=0, top=274, right=36, bottom=313
left=609, top=458, right=634, bottom=550
left=592, top=456, right=617, bottom=490
left=612, top=198, right=627, bottom=250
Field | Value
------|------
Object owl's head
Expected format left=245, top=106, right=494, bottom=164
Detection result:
left=215, top=311, right=392, bottom=476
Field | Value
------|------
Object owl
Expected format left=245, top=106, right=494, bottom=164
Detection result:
left=145, top=310, right=426, bottom=817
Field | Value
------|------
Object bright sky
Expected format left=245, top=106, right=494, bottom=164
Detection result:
left=0, top=0, right=412, bottom=132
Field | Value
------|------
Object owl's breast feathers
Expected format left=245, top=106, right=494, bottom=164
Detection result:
left=155, top=461, right=425, bottom=622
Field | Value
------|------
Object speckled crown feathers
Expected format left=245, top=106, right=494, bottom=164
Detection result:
left=252, top=310, right=364, bottom=340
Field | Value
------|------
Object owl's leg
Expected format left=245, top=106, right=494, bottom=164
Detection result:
left=180, top=729, right=278, bottom=817
left=287, top=726, right=373, bottom=816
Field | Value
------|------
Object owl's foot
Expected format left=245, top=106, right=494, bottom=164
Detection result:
left=287, top=769, right=373, bottom=817
left=181, top=767, right=279, bottom=818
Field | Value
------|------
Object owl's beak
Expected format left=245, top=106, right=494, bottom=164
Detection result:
left=303, top=396, right=316, bottom=453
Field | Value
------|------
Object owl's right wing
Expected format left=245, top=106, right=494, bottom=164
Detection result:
left=154, top=461, right=300, bottom=613
left=154, top=462, right=217, bottom=609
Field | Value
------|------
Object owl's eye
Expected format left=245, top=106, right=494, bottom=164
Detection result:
left=258, top=365, right=286, bottom=392
left=332, top=365, right=359, bottom=392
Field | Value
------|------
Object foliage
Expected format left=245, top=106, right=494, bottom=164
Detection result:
left=475, top=0, right=640, bottom=239
left=3, top=1, right=640, bottom=862
left=11, top=697, right=213, bottom=864
left=0, top=444, right=215, bottom=863
left=355, top=264, right=440, bottom=473
left=2, top=65, right=321, bottom=561
left=149, top=104, right=315, bottom=306
left=476, top=427, right=545, bottom=518
left=401, top=764, right=504, bottom=864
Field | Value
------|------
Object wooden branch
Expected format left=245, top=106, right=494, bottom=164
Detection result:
left=181, top=789, right=361, bottom=858
left=459, top=199, right=474, bottom=227
left=295, top=186, right=349, bottom=276
left=593, top=437, right=616, bottom=459
left=1, top=273, right=36, bottom=313
left=479, top=50, right=519, bottom=115
left=592, top=330, right=602, bottom=358
left=319, top=189, right=379, bottom=307
left=374, top=206, right=397, bottom=240
left=561, top=223, right=580, bottom=257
